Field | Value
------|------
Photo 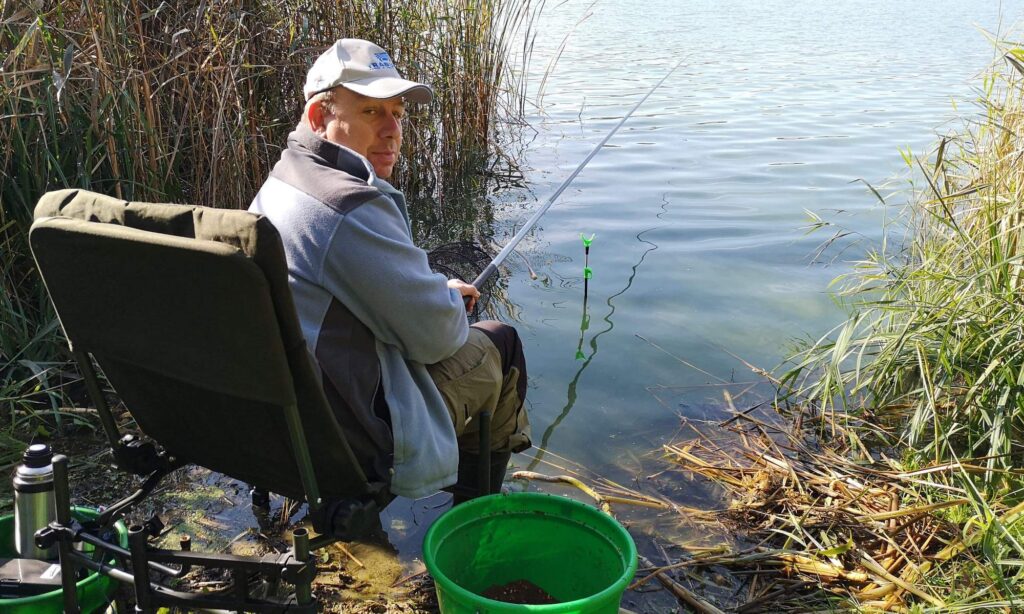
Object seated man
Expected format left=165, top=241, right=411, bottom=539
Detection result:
left=249, top=39, right=531, bottom=504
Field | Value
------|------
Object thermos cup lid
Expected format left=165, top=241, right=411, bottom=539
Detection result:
left=22, top=444, right=53, bottom=468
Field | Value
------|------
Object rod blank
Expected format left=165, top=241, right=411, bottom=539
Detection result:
left=471, top=60, right=684, bottom=290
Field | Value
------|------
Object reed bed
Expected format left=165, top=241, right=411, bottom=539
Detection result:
left=0, top=0, right=535, bottom=440
left=783, top=46, right=1024, bottom=479
left=657, top=413, right=997, bottom=612
left=721, top=43, right=1024, bottom=611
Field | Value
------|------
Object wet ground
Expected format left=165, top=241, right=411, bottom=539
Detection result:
left=21, top=415, right=740, bottom=613
left=42, top=428, right=432, bottom=612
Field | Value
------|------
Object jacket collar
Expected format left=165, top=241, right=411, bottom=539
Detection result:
left=288, top=124, right=405, bottom=199
left=289, top=124, right=376, bottom=182
left=287, top=123, right=409, bottom=223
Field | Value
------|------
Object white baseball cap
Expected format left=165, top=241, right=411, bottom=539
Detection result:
left=303, top=39, right=433, bottom=103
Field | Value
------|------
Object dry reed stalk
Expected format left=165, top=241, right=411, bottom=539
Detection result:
left=512, top=470, right=613, bottom=514
left=332, top=542, right=364, bottom=569
left=511, top=470, right=674, bottom=514
left=636, top=553, right=727, bottom=614
left=656, top=414, right=969, bottom=611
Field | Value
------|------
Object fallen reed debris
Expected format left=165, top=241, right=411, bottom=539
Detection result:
left=654, top=411, right=1016, bottom=611
left=636, top=553, right=727, bottom=614
left=510, top=470, right=671, bottom=514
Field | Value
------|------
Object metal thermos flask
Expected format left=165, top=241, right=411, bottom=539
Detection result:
left=13, top=444, right=57, bottom=560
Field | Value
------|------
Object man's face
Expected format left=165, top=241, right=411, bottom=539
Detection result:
left=322, top=87, right=405, bottom=179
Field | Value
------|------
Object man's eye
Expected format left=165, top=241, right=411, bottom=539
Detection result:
left=365, top=108, right=379, bottom=115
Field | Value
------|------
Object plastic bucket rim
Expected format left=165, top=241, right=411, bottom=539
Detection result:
left=0, top=506, right=129, bottom=607
left=423, top=492, right=638, bottom=612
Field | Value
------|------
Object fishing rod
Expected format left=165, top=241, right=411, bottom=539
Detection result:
left=469, top=59, right=683, bottom=291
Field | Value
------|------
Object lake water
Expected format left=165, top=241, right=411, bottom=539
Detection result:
left=494, top=0, right=1021, bottom=473
left=382, top=0, right=1024, bottom=583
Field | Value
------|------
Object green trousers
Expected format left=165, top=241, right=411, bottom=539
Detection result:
left=426, top=321, right=531, bottom=454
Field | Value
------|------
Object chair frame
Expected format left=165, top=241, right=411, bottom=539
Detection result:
left=35, top=348, right=332, bottom=613
left=25, top=189, right=382, bottom=613
left=37, top=350, right=487, bottom=613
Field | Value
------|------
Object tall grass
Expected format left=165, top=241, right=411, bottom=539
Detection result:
left=785, top=47, right=1024, bottom=476
left=0, top=0, right=535, bottom=440
left=775, top=45, right=1024, bottom=610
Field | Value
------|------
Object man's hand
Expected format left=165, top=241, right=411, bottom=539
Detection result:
left=448, top=279, right=480, bottom=312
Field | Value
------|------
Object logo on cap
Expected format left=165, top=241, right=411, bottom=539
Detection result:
left=369, top=52, right=395, bottom=71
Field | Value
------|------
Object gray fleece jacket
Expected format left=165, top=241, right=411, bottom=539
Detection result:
left=249, top=125, right=467, bottom=498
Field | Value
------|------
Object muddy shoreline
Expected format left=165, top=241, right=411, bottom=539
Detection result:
left=3, top=425, right=705, bottom=613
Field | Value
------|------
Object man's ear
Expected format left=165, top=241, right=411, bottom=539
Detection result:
left=306, top=99, right=327, bottom=134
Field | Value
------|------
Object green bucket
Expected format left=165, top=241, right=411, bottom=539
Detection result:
left=0, top=507, right=128, bottom=613
left=423, top=493, right=637, bottom=614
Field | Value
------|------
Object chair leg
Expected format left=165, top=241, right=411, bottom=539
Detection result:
left=449, top=410, right=518, bottom=505
left=478, top=411, right=491, bottom=497
left=451, top=451, right=511, bottom=505
left=292, top=528, right=313, bottom=608
left=251, top=487, right=270, bottom=509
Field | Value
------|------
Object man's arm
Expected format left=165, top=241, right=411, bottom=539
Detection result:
left=321, top=195, right=470, bottom=364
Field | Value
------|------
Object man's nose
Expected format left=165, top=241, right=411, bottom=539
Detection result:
left=380, top=113, right=401, bottom=137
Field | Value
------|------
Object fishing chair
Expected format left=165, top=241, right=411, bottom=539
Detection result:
left=27, top=188, right=394, bottom=612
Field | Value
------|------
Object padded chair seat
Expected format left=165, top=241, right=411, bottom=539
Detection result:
left=30, top=189, right=387, bottom=504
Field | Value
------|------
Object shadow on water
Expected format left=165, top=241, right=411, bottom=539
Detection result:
left=527, top=196, right=669, bottom=471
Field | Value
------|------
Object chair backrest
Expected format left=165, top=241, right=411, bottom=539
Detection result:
left=29, top=189, right=376, bottom=501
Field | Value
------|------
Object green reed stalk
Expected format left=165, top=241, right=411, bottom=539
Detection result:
left=785, top=46, right=1024, bottom=476
left=779, top=45, right=1024, bottom=609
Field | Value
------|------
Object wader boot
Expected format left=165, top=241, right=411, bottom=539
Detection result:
left=450, top=451, right=513, bottom=505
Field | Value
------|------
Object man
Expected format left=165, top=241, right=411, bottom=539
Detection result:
left=249, top=39, right=530, bottom=503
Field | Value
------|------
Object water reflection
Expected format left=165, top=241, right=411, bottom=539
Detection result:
left=527, top=221, right=663, bottom=471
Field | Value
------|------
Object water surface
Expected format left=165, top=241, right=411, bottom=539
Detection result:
left=496, top=0, right=1019, bottom=471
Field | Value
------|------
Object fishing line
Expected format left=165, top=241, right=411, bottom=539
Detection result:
left=469, top=59, right=684, bottom=291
